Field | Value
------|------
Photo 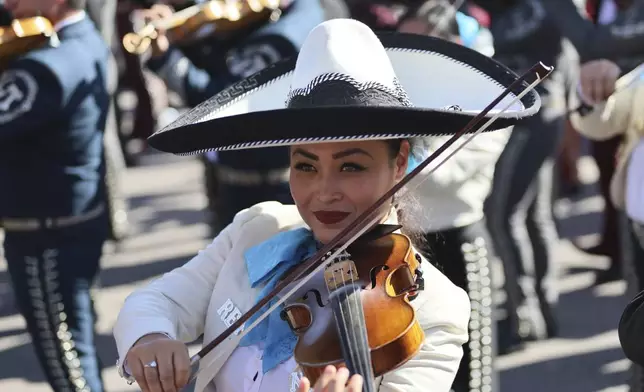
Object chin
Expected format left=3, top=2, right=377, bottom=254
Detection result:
left=303, top=210, right=355, bottom=244
left=312, top=226, right=343, bottom=245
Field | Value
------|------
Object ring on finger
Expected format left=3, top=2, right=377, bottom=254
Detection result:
left=144, top=360, right=158, bottom=368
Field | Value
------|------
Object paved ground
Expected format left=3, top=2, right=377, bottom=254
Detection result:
left=0, top=150, right=634, bottom=392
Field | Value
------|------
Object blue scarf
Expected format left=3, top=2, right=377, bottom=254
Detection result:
left=239, top=228, right=318, bottom=374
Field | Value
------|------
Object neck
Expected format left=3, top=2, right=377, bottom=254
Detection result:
left=47, top=8, right=81, bottom=27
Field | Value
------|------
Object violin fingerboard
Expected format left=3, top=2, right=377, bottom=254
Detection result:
left=329, top=285, right=376, bottom=392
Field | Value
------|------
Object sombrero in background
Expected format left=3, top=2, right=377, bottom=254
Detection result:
left=148, top=18, right=541, bottom=155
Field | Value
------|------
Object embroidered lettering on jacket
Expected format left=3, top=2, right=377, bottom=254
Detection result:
left=217, top=298, right=244, bottom=334
left=289, top=365, right=304, bottom=392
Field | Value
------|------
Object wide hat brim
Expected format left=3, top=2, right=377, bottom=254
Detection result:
left=148, top=32, right=541, bottom=155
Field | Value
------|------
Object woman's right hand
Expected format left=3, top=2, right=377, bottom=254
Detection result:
left=125, top=333, right=191, bottom=392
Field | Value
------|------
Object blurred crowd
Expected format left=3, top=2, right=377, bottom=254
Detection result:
left=0, top=0, right=643, bottom=391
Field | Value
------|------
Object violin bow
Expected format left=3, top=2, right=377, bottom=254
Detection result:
left=170, top=62, right=554, bottom=390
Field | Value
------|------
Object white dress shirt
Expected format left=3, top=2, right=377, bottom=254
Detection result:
left=214, top=343, right=304, bottom=392
left=53, top=10, right=87, bottom=31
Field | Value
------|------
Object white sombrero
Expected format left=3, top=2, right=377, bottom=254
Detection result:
left=148, top=18, right=541, bottom=155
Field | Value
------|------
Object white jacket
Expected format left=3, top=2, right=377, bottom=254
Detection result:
left=113, top=201, right=470, bottom=392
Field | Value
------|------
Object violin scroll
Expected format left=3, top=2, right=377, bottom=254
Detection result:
left=122, top=24, right=157, bottom=55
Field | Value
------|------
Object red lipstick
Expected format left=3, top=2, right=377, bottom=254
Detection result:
left=313, top=211, right=351, bottom=225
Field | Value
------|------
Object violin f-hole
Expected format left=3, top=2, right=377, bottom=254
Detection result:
left=280, top=304, right=312, bottom=333
left=302, top=289, right=326, bottom=308
left=369, top=265, right=390, bottom=289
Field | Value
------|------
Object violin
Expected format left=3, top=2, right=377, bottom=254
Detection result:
left=122, top=0, right=281, bottom=55
left=0, top=17, right=55, bottom=68
left=280, top=231, right=425, bottom=385
left=168, top=62, right=552, bottom=392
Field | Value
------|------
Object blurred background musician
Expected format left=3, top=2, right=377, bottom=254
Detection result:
left=541, top=0, right=644, bottom=286
left=85, top=0, right=131, bottom=243
left=0, top=0, right=111, bottom=390
left=469, top=0, right=578, bottom=354
left=571, top=58, right=644, bottom=392
left=114, top=0, right=161, bottom=164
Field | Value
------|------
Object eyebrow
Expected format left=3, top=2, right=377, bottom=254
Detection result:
left=291, top=148, right=373, bottom=160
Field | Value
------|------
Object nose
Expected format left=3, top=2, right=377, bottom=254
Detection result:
left=315, top=172, right=342, bottom=204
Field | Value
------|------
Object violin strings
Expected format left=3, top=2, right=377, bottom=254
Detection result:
left=348, top=264, right=370, bottom=380
left=328, top=254, right=370, bottom=382
left=340, top=262, right=358, bottom=375
left=328, top=261, right=349, bottom=364
left=347, top=262, right=368, bottom=377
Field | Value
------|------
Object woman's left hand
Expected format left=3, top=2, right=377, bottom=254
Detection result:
left=298, top=366, right=363, bottom=392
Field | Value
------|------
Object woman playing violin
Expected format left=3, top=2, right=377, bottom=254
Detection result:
left=113, top=18, right=542, bottom=392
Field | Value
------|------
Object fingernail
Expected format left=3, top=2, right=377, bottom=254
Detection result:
left=324, top=365, right=335, bottom=374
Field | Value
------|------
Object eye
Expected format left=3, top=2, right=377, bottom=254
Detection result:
left=293, top=162, right=316, bottom=172
left=341, top=163, right=366, bottom=172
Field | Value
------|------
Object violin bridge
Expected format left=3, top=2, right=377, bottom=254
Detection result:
left=324, top=259, right=359, bottom=291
